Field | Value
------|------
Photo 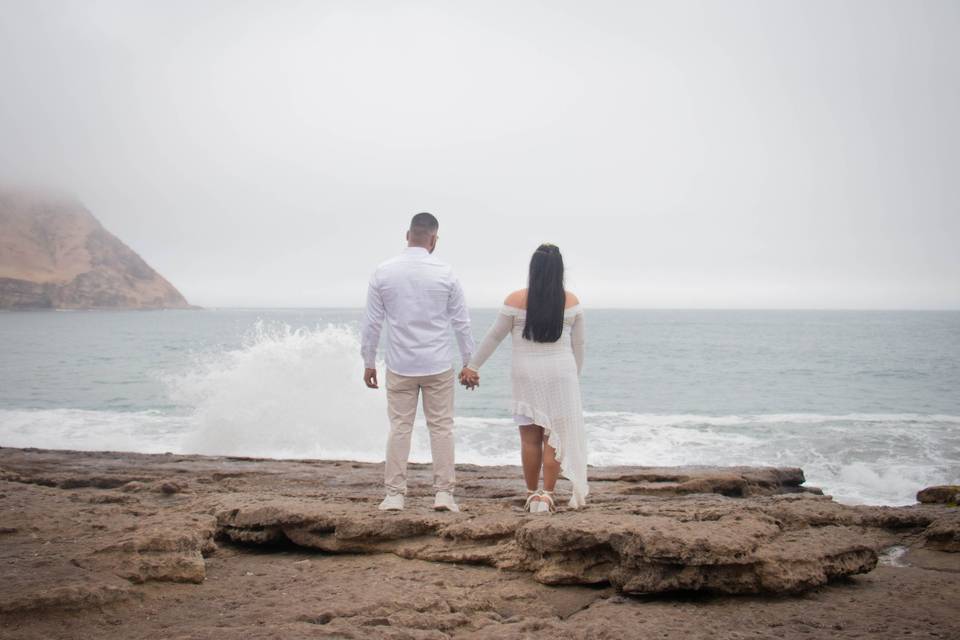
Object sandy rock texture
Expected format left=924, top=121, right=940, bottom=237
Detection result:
left=0, top=446, right=957, bottom=639
left=917, top=485, right=960, bottom=505
left=0, top=188, right=193, bottom=309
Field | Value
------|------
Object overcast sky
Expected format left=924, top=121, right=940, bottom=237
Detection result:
left=1, top=0, right=957, bottom=309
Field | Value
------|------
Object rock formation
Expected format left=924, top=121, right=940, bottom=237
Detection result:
left=0, top=188, right=192, bottom=309
left=917, top=485, right=960, bottom=505
left=0, top=448, right=957, bottom=639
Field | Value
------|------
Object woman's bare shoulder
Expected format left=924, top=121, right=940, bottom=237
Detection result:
left=504, top=289, right=528, bottom=308
left=565, top=291, right=580, bottom=308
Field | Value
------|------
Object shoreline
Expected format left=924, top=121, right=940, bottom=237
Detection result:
left=1, top=446, right=957, bottom=638
left=0, top=434, right=950, bottom=507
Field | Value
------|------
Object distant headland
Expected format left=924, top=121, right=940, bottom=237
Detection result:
left=0, top=188, right=193, bottom=310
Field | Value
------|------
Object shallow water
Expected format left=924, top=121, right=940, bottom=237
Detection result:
left=1, top=308, right=958, bottom=505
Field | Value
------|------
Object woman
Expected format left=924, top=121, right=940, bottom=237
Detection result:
left=463, top=243, right=587, bottom=512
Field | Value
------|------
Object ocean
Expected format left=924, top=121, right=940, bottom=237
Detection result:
left=1, top=308, right=958, bottom=506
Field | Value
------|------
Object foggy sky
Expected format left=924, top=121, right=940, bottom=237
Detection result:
left=1, top=0, right=958, bottom=309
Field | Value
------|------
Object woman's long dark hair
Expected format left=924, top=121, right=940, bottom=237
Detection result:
left=523, top=244, right=566, bottom=343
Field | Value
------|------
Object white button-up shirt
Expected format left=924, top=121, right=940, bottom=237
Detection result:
left=361, top=247, right=475, bottom=376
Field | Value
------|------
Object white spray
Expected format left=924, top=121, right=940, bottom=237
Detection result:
left=167, top=321, right=387, bottom=460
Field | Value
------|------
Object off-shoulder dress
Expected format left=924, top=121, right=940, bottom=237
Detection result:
left=467, top=304, right=588, bottom=508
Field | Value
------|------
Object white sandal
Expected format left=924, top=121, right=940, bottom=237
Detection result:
left=539, top=490, right=557, bottom=513
left=523, top=490, right=541, bottom=513
left=524, top=490, right=555, bottom=514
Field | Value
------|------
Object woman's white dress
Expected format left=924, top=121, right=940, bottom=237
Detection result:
left=468, top=304, right=588, bottom=508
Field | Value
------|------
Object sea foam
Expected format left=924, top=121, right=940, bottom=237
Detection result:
left=1, top=321, right=957, bottom=507
left=165, top=321, right=387, bottom=461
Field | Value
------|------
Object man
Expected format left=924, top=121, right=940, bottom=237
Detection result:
left=361, top=212, right=477, bottom=512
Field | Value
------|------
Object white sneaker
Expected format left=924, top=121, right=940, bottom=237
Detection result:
left=433, top=491, right=460, bottom=512
left=378, top=494, right=405, bottom=511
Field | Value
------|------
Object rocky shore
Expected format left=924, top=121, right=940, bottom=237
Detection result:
left=0, top=447, right=957, bottom=639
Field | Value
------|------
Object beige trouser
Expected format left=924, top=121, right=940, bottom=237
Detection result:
left=384, top=367, right=456, bottom=496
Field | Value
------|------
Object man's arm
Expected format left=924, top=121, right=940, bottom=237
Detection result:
left=360, top=273, right=385, bottom=388
left=447, top=275, right=476, bottom=369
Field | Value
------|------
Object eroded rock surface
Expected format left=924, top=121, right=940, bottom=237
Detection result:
left=1, top=447, right=957, bottom=639
left=918, top=485, right=960, bottom=505
left=214, top=494, right=884, bottom=595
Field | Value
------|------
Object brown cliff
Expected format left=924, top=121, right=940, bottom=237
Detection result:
left=0, top=189, right=192, bottom=309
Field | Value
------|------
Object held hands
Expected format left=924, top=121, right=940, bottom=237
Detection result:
left=366, top=367, right=476, bottom=390
left=459, top=367, right=480, bottom=390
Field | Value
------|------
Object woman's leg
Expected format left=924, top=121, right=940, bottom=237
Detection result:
left=541, top=432, right=560, bottom=492
left=518, top=425, right=544, bottom=492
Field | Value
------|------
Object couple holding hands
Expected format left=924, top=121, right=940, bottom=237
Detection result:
left=361, top=213, right=587, bottom=514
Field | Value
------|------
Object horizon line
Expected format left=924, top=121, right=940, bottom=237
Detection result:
left=5, top=306, right=959, bottom=313
left=186, top=305, right=960, bottom=312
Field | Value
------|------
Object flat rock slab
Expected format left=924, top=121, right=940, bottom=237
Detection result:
left=1, top=445, right=957, bottom=623
left=215, top=494, right=881, bottom=595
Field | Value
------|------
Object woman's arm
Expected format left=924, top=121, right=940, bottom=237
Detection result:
left=571, top=311, right=585, bottom=375
left=466, top=311, right=514, bottom=372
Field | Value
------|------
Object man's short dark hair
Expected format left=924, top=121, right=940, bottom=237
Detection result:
left=410, top=212, right=439, bottom=236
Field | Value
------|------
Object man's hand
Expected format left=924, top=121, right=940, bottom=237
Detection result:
left=363, top=367, right=379, bottom=389
left=459, top=367, right=479, bottom=390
